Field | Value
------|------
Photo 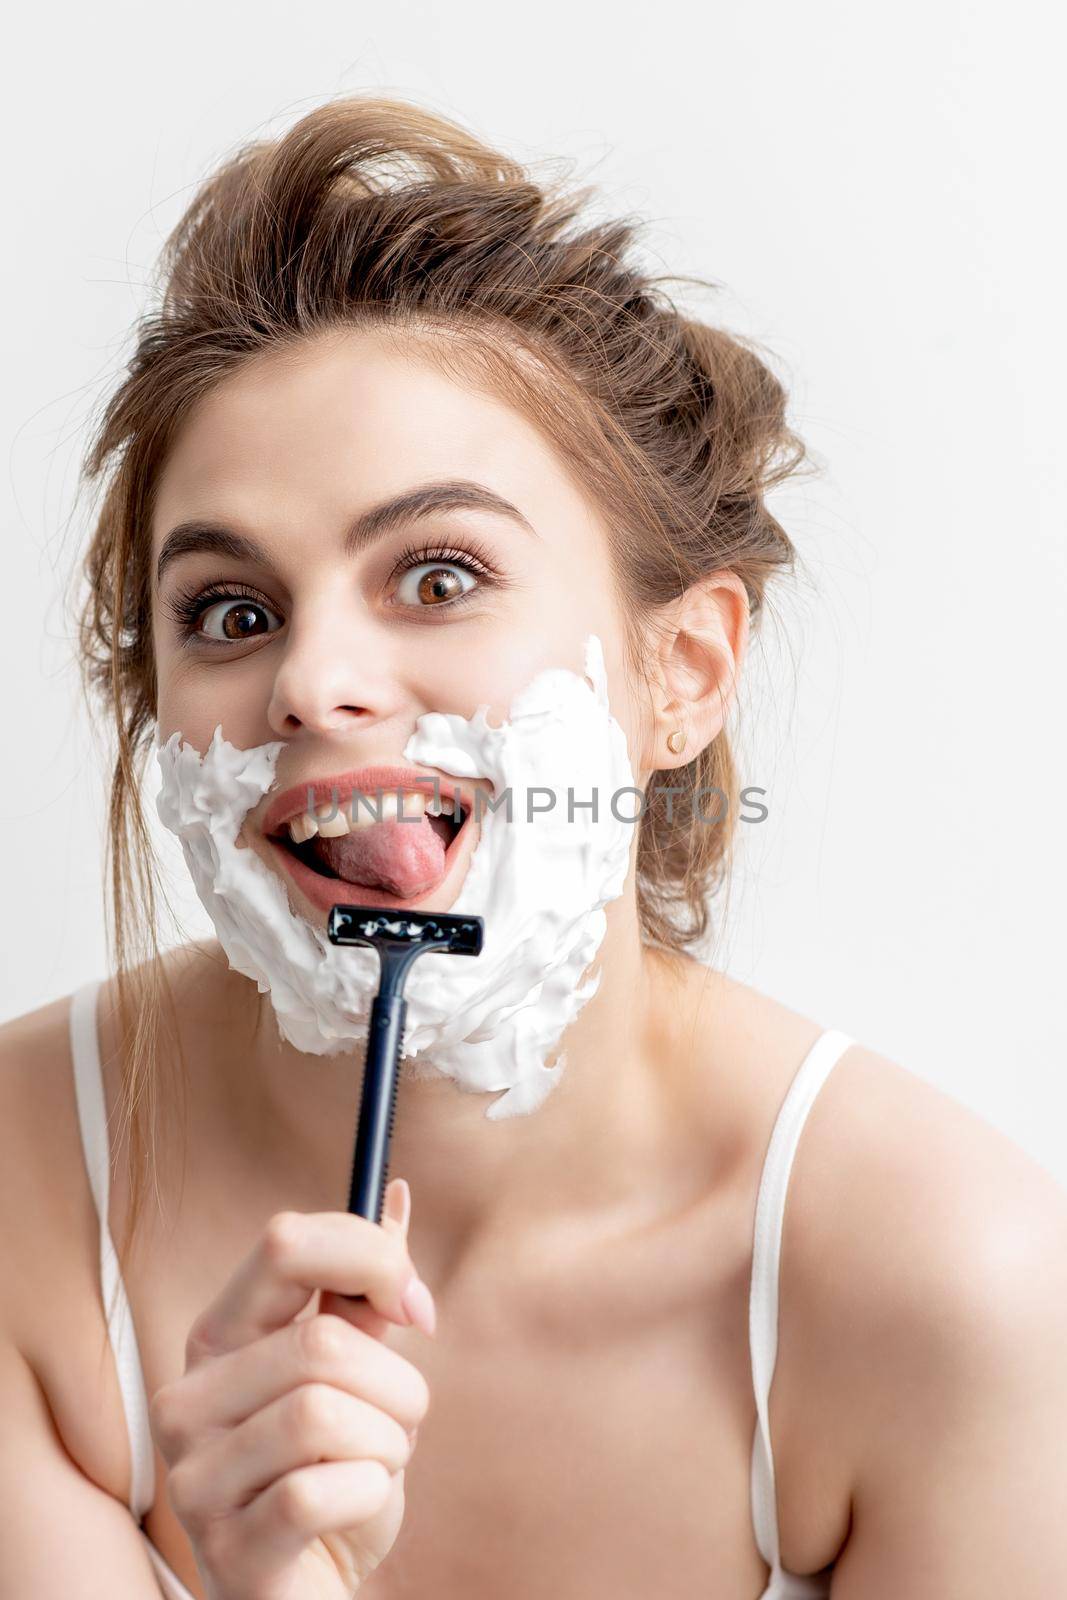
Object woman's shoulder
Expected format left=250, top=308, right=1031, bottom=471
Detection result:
left=0, top=981, right=80, bottom=1087
left=0, top=942, right=225, bottom=1314
left=0, top=987, right=90, bottom=1328
left=681, top=965, right=1067, bottom=1284
left=0, top=938, right=229, bottom=1076
left=0, top=976, right=113, bottom=1330
left=783, top=1028, right=1067, bottom=1336
left=0, top=980, right=127, bottom=1497
left=683, top=971, right=1067, bottom=1569
left=766, top=1015, right=1067, bottom=1535
left=0, top=942, right=226, bottom=1503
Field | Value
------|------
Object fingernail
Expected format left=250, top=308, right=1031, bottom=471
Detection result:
left=386, top=1179, right=411, bottom=1231
left=400, top=1273, right=436, bottom=1336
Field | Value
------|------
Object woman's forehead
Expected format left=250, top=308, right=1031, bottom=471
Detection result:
left=150, top=331, right=601, bottom=566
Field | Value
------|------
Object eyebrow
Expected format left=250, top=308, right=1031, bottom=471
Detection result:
left=154, top=479, right=538, bottom=585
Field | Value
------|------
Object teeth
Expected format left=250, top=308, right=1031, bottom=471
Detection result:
left=288, top=813, right=319, bottom=844
left=426, top=794, right=462, bottom=819
left=314, top=804, right=350, bottom=838
left=373, top=791, right=428, bottom=824
left=390, top=790, right=428, bottom=819
left=286, top=790, right=428, bottom=845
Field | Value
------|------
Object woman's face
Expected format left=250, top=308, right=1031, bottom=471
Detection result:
left=150, top=326, right=655, bottom=921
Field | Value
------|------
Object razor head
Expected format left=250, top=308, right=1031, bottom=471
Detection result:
left=327, top=904, right=483, bottom=957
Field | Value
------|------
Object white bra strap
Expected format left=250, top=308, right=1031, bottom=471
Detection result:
left=69, top=980, right=157, bottom=1521
left=749, top=1028, right=854, bottom=1574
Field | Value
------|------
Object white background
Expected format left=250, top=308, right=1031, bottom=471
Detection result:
left=2, top=2, right=1064, bottom=1181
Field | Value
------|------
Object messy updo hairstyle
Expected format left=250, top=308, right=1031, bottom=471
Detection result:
left=73, top=95, right=807, bottom=1263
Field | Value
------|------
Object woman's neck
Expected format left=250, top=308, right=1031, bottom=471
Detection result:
left=199, top=906, right=723, bottom=1292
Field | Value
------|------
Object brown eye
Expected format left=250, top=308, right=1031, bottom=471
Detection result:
left=199, top=599, right=282, bottom=642
left=418, top=567, right=463, bottom=604
left=396, top=562, right=477, bottom=608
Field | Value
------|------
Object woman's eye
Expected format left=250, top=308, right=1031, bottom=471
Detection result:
left=197, top=597, right=284, bottom=643
left=394, top=561, right=479, bottom=608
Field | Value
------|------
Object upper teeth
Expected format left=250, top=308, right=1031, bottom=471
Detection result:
left=286, top=789, right=462, bottom=845
left=425, top=794, right=462, bottom=818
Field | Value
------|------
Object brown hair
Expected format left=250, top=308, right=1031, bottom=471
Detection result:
left=73, top=94, right=808, bottom=1267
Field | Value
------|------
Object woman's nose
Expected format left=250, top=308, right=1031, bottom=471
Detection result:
left=264, top=617, right=392, bottom=739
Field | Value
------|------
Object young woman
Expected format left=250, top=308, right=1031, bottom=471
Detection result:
left=2, top=96, right=1065, bottom=1600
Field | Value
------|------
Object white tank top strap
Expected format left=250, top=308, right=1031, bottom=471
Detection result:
left=69, top=977, right=157, bottom=1523
left=749, top=1027, right=854, bottom=1583
left=142, top=1529, right=199, bottom=1599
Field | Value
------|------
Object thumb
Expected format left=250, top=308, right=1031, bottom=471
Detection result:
left=381, top=1176, right=411, bottom=1237
left=318, top=1177, right=414, bottom=1340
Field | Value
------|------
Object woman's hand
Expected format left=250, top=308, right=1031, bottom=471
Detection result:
left=148, top=1178, right=434, bottom=1600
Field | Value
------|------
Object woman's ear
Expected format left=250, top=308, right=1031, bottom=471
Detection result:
left=639, top=570, right=750, bottom=774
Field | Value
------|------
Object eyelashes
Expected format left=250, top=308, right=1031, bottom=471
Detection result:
left=161, top=535, right=509, bottom=645
left=387, top=535, right=500, bottom=587
left=162, top=578, right=278, bottom=638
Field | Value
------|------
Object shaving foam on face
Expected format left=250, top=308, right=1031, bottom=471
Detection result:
left=154, top=634, right=635, bottom=1117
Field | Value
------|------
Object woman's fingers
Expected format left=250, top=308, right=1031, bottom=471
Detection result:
left=151, top=1312, right=429, bottom=1463
left=228, top=1459, right=401, bottom=1577
left=319, top=1178, right=424, bottom=1343
left=166, top=1383, right=413, bottom=1524
left=152, top=1178, right=426, bottom=1593
left=183, top=1205, right=421, bottom=1366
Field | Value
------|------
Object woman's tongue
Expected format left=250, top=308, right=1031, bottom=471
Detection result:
left=307, top=814, right=450, bottom=898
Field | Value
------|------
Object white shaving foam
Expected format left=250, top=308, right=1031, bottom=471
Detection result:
left=154, top=634, right=635, bottom=1117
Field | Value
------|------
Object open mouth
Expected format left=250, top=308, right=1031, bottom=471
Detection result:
left=263, top=796, right=470, bottom=912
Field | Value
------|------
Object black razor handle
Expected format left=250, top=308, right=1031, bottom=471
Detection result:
left=326, top=903, right=484, bottom=1310
left=347, top=990, right=407, bottom=1225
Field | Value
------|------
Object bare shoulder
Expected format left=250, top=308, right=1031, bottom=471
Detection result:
left=668, top=961, right=1067, bottom=1584
left=0, top=979, right=137, bottom=1506
left=0, top=934, right=227, bottom=1337
left=777, top=1032, right=1067, bottom=1587
left=0, top=988, right=90, bottom=1334
left=0, top=980, right=79, bottom=1081
left=0, top=987, right=208, bottom=1592
left=785, top=1035, right=1067, bottom=1367
left=0, top=940, right=228, bottom=1281
left=0, top=943, right=227, bottom=1490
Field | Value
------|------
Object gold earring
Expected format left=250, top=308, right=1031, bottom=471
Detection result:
left=666, top=729, right=686, bottom=754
